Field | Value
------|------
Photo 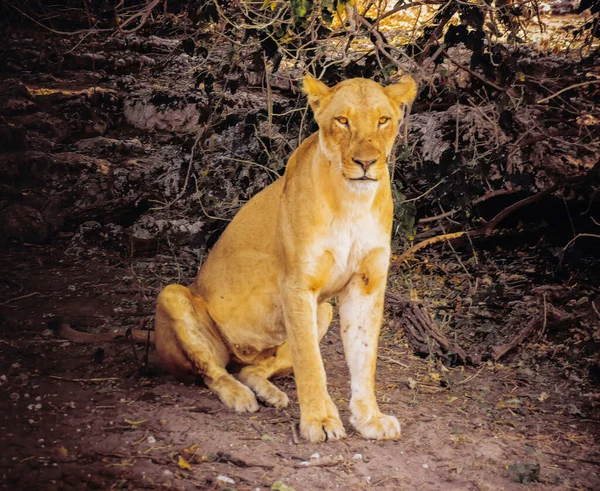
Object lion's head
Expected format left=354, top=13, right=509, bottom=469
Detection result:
left=303, top=74, right=417, bottom=188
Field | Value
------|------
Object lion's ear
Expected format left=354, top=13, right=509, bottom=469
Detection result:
left=302, top=73, right=331, bottom=114
left=384, top=75, right=418, bottom=110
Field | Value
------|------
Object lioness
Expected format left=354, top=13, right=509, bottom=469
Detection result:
left=155, top=74, right=417, bottom=443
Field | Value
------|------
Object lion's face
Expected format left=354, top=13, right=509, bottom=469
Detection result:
left=303, top=76, right=417, bottom=188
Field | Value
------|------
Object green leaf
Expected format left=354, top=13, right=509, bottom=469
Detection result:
left=291, top=0, right=313, bottom=19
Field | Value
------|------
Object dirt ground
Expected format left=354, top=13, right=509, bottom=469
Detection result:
left=1, top=10, right=600, bottom=490
left=1, top=242, right=599, bottom=490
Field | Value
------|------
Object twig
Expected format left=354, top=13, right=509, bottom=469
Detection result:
left=295, top=457, right=341, bottom=468
left=49, top=376, right=120, bottom=383
left=592, top=300, right=600, bottom=320
left=537, top=80, right=600, bottom=104
left=394, top=181, right=565, bottom=267
left=264, top=52, right=273, bottom=128
left=118, top=0, right=162, bottom=32
left=491, top=311, right=582, bottom=362
left=539, top=293, right=548, bottom=340
left=4, top=0, right=110, bottom=36
left=491, top=317, right=541, bottom=362
left=562, top=233, right=600, bottom=251
left=1, top=291, right=40, bottom=304
left=143, top=320, right=152, bottom=369
left=418, top=188, right=522, bottom=224
left=372, top=475, right=404, bottom=487
left=378, top=355, right=409, bottom=368
left=290, top=422, right=299, bottom=445
left=151, top=132, right=202, bottom=211
left=457, top=366, right=485, bottom=385
left=481, top=183, right=559, bottom=234
left=442, top=49, right=505, bottom=92
left=418, top=209, right=456, bottom=224
left=392, top=232, right=467, bottom=267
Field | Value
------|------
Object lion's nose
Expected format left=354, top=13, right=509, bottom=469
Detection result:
left=352, top=157, right=377, bottom=171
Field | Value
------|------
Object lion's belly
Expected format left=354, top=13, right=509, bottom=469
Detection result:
left=206, top=283, right=287, bottom=361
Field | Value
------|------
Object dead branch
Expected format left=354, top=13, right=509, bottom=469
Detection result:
left=385, top=292, right=470, bottom=365
left=1, top=291, right=40, bottom=304
left=442, top=49, right=505, bottom=92
left=537, top=80, right=600, bottom=104
left=491, top=310, right=584, bottom=361
left=418, top=188, right=522, bottom=224
left=480, top=183, right=559, bottom=234
left=562, top=233, right=600, bottom=251
left=393, top=181, right=567, bottom=268
left=392, top=232, right=467, bottom=269
left=49, top=375, right=120, bottom=383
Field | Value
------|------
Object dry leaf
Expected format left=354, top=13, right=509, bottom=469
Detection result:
left=178, top=455, right=192, bottom=471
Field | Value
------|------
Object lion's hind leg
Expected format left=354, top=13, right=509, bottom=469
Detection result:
left=237, top=302, right=333, bottom=409
left=155, top=284, right=259, bottom=413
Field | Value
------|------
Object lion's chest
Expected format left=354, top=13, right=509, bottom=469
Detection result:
left=318, top=214, right=388, bottom=297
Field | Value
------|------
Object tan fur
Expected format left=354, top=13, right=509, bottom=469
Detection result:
left=155, top=74, right=418, bottom=442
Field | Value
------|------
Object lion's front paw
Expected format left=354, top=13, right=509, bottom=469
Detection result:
left=300, top=408, right=347, bottom=443
left=210, top=377, right=260, bottom=413
left=353, top=413, right=401, bottom=440
left=236, top=372, right=289, bottom=409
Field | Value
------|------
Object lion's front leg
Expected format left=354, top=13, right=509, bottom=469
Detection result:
left=339, top=247, right=401, bottom=440
left=282, top=283, right=346, bottom=443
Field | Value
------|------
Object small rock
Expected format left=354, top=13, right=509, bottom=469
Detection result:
left=10, top=392, right=20, bottom=401
left=24, top=393, right=30, bottom=399
left=162, top=469, right=174, bottom=478
left=217, top=475, right=235, bottom=484
left=406, top=377, right=417, bottom=390
left=422, top=463, right=429, bottom=469
left=508, top=461, right=540, bottom=484
left=0, top=204, right=49, bottom=244
left=0, top=375, right=7, bottom=386
left=310, top=452, right=320, bottom=459
left=147, top=436, right=156, bottom=444
left=352, top=453, right=363, bottom=460
left=299, top=461, right=309, bottom=466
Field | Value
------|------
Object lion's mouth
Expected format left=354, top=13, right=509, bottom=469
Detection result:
left=349, top=176, right=377, bottom=182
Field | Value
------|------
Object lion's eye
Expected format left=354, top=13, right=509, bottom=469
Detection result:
left=379, top=117, right=390, bottom=125
left=336, top=117, right=348, bottom=125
